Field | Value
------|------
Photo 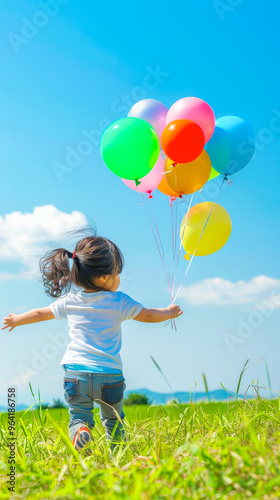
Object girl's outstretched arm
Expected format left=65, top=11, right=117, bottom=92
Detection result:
left=134, top=304, right=183, bottom=323
left=2, top=307, right=55, bottom=332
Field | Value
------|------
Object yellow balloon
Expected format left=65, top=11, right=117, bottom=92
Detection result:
left=164, top=150, right=211, bottom=195
left=180, top=202, right=232, bottom=258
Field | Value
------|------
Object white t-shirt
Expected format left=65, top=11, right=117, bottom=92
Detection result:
left=50, top=290, right=143, bottom=371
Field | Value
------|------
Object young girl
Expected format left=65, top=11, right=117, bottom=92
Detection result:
left=2, top=236, right=183, bottom=451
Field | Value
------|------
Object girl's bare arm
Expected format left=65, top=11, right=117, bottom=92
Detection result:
left=2, top=307, right=55, bottom=332
left=134, top=304, right=183, bottom=323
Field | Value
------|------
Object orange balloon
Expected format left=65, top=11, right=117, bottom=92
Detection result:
left=157, top=175, right=181, bottom=198
left=164, top=150, right=211, bottom=195
left=161, top=119, right=205, bottom=163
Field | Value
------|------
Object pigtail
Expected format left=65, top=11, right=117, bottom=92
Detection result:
left=40, top=248, right=73, bottom=298
left=40, top=235, right=124, bottom=296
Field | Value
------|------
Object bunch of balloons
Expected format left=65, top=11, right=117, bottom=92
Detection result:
left=100, top=97, right=255, bottom=260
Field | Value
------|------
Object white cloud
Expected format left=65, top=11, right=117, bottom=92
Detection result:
left=0, top=205, right=87, bottom=279
left=180, top=276, right=280, bottom=306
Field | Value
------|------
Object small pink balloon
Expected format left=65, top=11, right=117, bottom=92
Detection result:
left=122, top=154, right=164, bottom=197
left=166, top=97, right=215, bottom=143
left=128, top=99, right=168, bottom=144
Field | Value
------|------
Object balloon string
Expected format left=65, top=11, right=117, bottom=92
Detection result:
left=173, top=253, right=196, bottom=303
left=173, top=177, right=226, bottom=302
left=170, top=198, right=177, bottom=331
left=172, top=193, right=194, bottom=301
left=147, top=197, right=165, bottom=258
left=174, top=199, right=178, bottom=331
left=137, top=191, right=172, bottom=296
left=146, top=195, right=176, bottom=330
left=171, top=197, right=175, bottom=288
left=175, top=198, right=178, bottom=261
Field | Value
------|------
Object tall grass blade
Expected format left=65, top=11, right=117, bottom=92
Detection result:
left=265, top=358, right=272, bottom=391
left=150, top=355, right=180, bottom=402
left=202, top=372, right=210, bottom=402
left=236, top=358, right=251, bottom=394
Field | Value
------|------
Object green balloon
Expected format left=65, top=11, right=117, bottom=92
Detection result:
left=208, top=166, right=220, bottom=181
left=100, top=117, right=160, bottom=180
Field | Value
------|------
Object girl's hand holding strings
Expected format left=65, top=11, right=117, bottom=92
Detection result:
left=167, top=304, right=183, bottom=318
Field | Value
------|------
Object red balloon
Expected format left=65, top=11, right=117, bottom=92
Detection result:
left=161, top=119, right=205, bottom=163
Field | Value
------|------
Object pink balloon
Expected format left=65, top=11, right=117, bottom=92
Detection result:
left=166, top=97, right=215, bottom=143
left=128, top=99, right=168, bottom=143
left=122, top=155, right=164, bottom=197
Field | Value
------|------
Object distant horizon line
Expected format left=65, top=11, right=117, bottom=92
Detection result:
left=0, top=386, right=277, bottom=409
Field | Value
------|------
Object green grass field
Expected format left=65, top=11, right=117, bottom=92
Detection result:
left=1, top=396, right=280, bottom=499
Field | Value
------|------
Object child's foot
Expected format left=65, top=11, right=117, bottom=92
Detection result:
left=72, top=426, right=91, bottom=451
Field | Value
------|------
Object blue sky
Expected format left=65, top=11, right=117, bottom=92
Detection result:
left=0, top=1, right=280, bottom=406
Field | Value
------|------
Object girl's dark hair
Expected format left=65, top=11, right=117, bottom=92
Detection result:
left=40, top=236, right=124, bottom=298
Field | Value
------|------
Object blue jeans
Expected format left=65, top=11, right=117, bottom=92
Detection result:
left=63, top=368, right=126, bottom=447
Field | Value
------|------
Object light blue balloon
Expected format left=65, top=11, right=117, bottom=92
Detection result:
left=205, top=116, right=255, bottom=176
